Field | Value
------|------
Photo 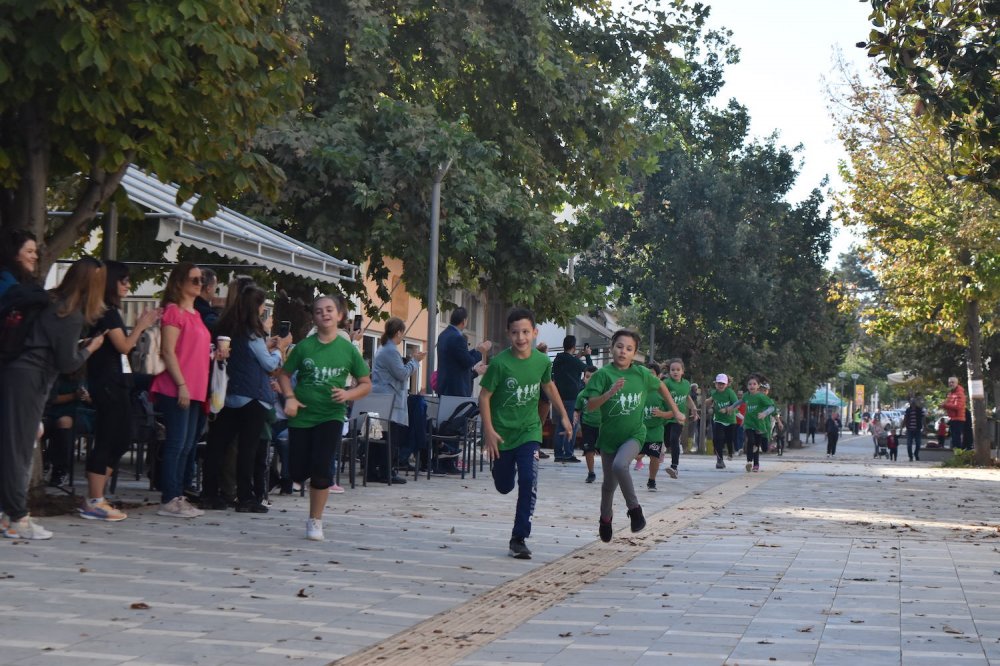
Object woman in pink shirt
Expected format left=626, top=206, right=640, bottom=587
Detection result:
left=151, top=262, right=213, bottom=518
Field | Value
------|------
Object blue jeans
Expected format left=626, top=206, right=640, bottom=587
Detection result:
left=492, top=441, right=538, bottom=539
left=906, top=429, right=921, bottom=460
left=555, top=400, right=576, bottom=458
left=157, top=395, right=204, bottom=504
left=182, top=409, right=207, bottom=490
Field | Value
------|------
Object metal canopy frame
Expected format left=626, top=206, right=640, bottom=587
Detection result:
left=120, top=165, right=357, bottom=284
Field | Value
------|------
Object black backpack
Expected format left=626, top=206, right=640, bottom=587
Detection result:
left=0, top=281, right=50, bottom=366
left=439, top=401, right=479, bottom=438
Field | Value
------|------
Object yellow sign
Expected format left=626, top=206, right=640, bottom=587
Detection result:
left=855, top=385, right=865, bottom=408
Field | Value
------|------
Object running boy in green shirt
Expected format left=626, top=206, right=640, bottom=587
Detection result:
left=480, top=307, right=572, bottom=560
left=581, top=330, right=684, bottom=543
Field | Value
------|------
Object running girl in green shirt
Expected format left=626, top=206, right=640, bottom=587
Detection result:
left=742, top=374, right=776, bottom=472
left=705, top=372, right=739, bottom=469
left=581, top=330, right=684, bottom=543
left=661, top=358, right=697, bottom=480
left=480, top=307, right=572, bottom=560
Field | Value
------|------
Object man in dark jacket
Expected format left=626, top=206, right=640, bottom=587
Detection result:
left=903, top=398, right=925, bottom=461
left=551, top=335, right=586, bottom=462
left=435, top=307, right=491, bottom=397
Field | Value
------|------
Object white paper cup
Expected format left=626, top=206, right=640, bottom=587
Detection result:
left=216, top=336, right=231, bottom=352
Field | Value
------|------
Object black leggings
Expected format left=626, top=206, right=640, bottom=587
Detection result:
left=204, top=400, right=268, bottom=503
left=666, top=423, right=682, bottom=469
left=88, top=382, right=134, bottom=475
left=289, top=420, right=343, bottom=490
left=713, top=421, right=735, bottom=460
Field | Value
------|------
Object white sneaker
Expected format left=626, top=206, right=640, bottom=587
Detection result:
left=3, top=515, right=53, bottom=540
left=306, top=518, right=324, bottom=541
left=158, top=497, right=202, bottom=518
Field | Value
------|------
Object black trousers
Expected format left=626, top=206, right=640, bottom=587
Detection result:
left=204, top=401, right=268, bottom=504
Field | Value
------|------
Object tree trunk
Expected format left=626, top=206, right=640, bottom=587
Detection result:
left=965, top=297, right=991, bottom=464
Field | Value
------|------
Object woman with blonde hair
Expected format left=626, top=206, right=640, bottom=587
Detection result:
left=0, top=257, right=106, bottom=539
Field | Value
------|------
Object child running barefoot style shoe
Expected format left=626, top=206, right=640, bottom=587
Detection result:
left=742, top=374, right=775, bottom=473
left=580, top=330, right=685, bottom=542
left=480, top=308, right=572, bottom=560
left=573, top=365, right=601, bottom=483
left=278, top=296, right=371, bottom=541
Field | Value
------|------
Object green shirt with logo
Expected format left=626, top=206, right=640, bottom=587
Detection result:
left=663, top=376, right=691, bottom=424
left=743, top=391, right=775, bottom=434
left=710, top=387, right=739, bottom=425
left=283, top=335, right=370, bottom=428
left=643, top=383, right=668, bottom=442
left=480, top=348, right=552, bottom=451
left=580, top=363, right=662, bottom=453
left=575, top=389, right=602, bottom=428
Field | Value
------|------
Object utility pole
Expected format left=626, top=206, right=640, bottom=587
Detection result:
left=425, top=159, right=453, bottom=394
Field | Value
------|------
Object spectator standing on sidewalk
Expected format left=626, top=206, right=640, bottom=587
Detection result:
left=825, top=410, right=841, bottom=457
left=435, top=307, right=490, bottom=397
left=941, top=376, right=967, bottom=450
left=480, top=308, right=571, bottom=560
left=551, top=335, right=586, bottom=462
left=903, top=398, right=924, bottom=461
left=807, top=414, right=817, bottom=444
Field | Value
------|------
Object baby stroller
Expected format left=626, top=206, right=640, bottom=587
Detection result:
left=874, top=431, right=890, bottom=459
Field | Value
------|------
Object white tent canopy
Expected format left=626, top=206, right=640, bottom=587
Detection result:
left=121, top=165, right=356, bottom=284
left=887, top=371, right=918, bottom=385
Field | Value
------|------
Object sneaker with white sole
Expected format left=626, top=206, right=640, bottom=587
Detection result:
left=665, top=467, right=678, bottom=479
left=157, top=496, right=202, bottom=518
left=306, top=518, right=325, bottom=541
left=745, top=462, right=753, bottom=472
left=80, top=499, right=127, bottom=522
left=3, top=515, right=53, bottom=540
left=178, top=496, right=204, bottom=517
left=329, top=484, right=345, bottom=494
left=716, top=459, right=726, bottom=469
left=634, top=458, right=644, bottom=471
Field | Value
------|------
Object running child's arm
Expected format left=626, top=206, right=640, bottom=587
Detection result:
left=277, top=370, right=303, bottom=417
left=479, top=388, right=501, bottom=460
left=687, top=395, right=699, bottom=421
left=587, top=377, right=625, bottom=411
left=332, top=375, right=371, bottom=403
left=658, top=383, right=686, bottom=424
left=542, top=381, right=573, bottom=439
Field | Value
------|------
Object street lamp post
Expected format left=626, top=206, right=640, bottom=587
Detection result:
left=425, top=159, right=453, bottom=394
left=851, top=373, right=859, bottom=434
left=838, top=371, right=847, bottom=431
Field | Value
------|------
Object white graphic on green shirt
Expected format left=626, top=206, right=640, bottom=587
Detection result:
left=301, top=357, right=345, bottom=384
left=610, top=392, right=643, bottom=416
left=503, top=376, right=540, bottom=407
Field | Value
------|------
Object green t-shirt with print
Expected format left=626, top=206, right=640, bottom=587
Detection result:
left=663, top=376, right=691, bottom=424
left=575, top=390, right=602, bottom=428
left=743, top=391, right=775, bottom=434
left=580, top=363, right=662, bottom=453
left=643, top=384, right=668, bottom=443
left=283, top=334, right=370, bottom=428
left=710, top=387, right=739, bottom=425
left=480, top=348, right=552, bottom=451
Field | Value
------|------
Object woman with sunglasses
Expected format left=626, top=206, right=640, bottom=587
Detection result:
left=0, top=257, right=106, bottom=539
left=81, top=261, right=160, bottom=521
left=151, top=262, right=217, bottom=519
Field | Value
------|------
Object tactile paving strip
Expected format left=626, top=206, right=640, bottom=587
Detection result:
left=331, top=466, right=789, bottom=665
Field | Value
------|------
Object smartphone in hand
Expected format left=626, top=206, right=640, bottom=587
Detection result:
left=352, top=314, right=363, bottom=331
left=278, top=320, right=291, bottom=338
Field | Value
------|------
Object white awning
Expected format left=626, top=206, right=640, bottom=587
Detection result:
left=121, top=165, right=356, bottom=284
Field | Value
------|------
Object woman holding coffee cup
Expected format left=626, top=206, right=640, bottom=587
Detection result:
left=151, top=262, right=227, bottom=519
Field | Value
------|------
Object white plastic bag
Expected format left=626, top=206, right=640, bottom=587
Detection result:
left=209, top=359, right=228, bottom=414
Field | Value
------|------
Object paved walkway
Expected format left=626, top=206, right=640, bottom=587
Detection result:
left=3, top=433, right=1000, bottom=665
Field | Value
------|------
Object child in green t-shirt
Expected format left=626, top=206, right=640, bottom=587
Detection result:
left=480, top=308, right=572, bottom=560
left=278, top=296, right=372, bottom=542
left=742, top=374, right=776, bottom=472
left=573, top=365, right=600, bottom=483
left=705, top=372, right=739, bottom=469
left=580, top=330, right=684, bottom=543
left=634, top=362, right=674, bottom=491
left=660, top=358, right=698, bottom=481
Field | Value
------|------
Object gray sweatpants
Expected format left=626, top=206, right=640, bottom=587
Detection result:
left=0, top=366, right=53, bottom=522
left=600, top=439, right=641, bottom=520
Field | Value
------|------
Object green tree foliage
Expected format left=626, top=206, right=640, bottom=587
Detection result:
left=0, top=0, right=305, bottom=270
left=866, top=0, right=1000, bottom=191
left=576, top=28, right=849, bottom=400
left=831, top=62, right=1000, bottom=460
left=253, top=0, right=709, bottom=321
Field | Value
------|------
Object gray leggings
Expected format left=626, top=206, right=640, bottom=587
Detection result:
left=600, top=439, right=641, bottom=520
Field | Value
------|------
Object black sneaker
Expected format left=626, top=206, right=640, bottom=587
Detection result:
left=198, top=496, right=230, bottom=510
left=627, top=506, right=646, bottom=533
left=646, top=478, right=656, bottom=491
left=538, top=450, right=550, bottom=459
left=585, top=471, right=596, bottom=483
left=599, top=517, right=613, bottom=543
left=566, top=456, right=582, bottom=463
left=235, top=501, right=269, bottom=514
left=508, top=537, right=532, bottom=559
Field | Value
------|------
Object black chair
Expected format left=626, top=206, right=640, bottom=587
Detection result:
left=426, top=395, right=477, bottom=478
left=337, top=394, right=394, bottom=489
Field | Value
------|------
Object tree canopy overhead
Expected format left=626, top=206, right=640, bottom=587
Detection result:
left=0, top=0, right=305, bottom=270
left=866, top=0, right=1000, bottom=192
left=255, top=0, right=712, bottom=321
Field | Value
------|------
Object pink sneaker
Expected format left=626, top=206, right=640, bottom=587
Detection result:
left=634, top=458, right=644, bottom=471
left=329, top=484, right=345, bottom=494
